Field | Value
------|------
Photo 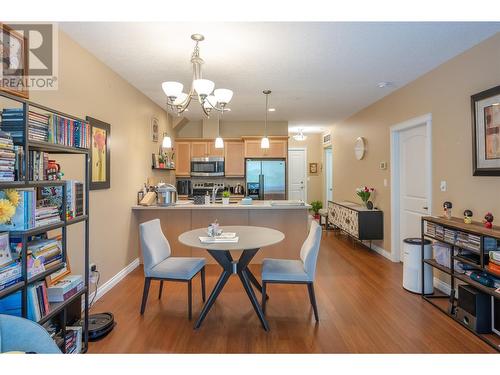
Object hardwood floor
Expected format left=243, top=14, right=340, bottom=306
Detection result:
left=87, top=230, right=495, bottom=353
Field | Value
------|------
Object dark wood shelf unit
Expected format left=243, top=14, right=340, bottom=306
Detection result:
left=0, top=91, right=90, bottom=354
left=421, top=216, right=500, bottom=352
left=152, top=166, right=175, bottom=171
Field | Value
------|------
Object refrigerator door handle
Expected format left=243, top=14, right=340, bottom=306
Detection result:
left=259, top=174, right=264, bottom=200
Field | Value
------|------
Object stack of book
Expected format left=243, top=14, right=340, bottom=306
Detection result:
left=425, top=221, right=436, bottom=237
left=0, top=109, right=50, bottom=142
left=0, top=131, right=15, bottom=182
left=487, top=251, right=500, bottom=277
left=35, top=205, right=61, bottom=227
left=28, top=151, right=49, bottom=180
left=435, top=225, right=444, bottom=240
left=444, top=228, right=457, bottom=244
left=0, top=232, right=22, bottom=291
left=65, top=326, right=82, bottom=354
left=47, top=274, right=83, bottom=302
left=27, top=281, right=50, bottom=321
left=48, top=114, right=90, bottom=149
left=27, top=237, right=63, bottom=278
left=28, top=112, right=50, bottom=142
left=40, top=181, right=84, bottom=219
left=1, top=108, right=24, bottom=142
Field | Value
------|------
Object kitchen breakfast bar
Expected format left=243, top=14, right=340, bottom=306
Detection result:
left=132, top=201, right=311, bottom=264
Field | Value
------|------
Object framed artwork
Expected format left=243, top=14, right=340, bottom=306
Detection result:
left=471, top=85, right=500, bottom=176
left=309, top=162, right=318, bottom=174
left=151, top=117, right=159, bottom=142
left=87, top=116, right=111, bottom=190
left=0, top=23, right=29, bottom=99
left=45, top=257, right=71, bottom=287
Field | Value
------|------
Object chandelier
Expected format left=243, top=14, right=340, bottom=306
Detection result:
left=161, top=34, right=233, bottom=117
left=293, top=129, right=307, bottom=141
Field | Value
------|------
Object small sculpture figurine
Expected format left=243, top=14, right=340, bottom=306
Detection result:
left=443, top=201, right=452, bottom=219
left=483, top=212, right=494, bottom=229
left=463, top=210, right=473, bottom=224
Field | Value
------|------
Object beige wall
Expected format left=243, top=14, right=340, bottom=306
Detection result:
left=26, top=31, right=174, bottom=285
left=176, top=120, right=288, bottom=138
left=288, top=133, right=324, bottom=204
left=328, top=32, right=500, bottom=255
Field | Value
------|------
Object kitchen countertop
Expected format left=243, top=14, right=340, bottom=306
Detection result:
left=132, top=200, right=311, bottom=210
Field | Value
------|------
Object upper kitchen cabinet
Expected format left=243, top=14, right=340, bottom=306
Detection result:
left=191, top=141, right=224, bottom=158
left=175, top=141, right=191, bottom=177
left=191, top=141, right=209, bottom=158
left=224, top=141, right=245, bottom=177
left=243, top=138, right=288, bottom=158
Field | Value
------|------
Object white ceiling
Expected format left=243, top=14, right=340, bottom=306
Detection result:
left=61, top=22, right=500, bottom=126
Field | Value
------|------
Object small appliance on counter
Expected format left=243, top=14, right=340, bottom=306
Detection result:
left=176, top=179, right=192, bottom=196
left=157, top=183, right=177, bottom=206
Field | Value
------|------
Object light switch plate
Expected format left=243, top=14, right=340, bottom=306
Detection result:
left=440, top=180, right=447, bottom=192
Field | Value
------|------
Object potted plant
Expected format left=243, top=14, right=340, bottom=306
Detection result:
left=222, top=190, right=231, bottom=205
left=356, top=186, right=375, bottom=208
left=310, top=200, right=322, bottom=220
left=158, top=154, right=166, bottom=169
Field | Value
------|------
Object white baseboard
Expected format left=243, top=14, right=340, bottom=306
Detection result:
left=371, top=243, right=397, bottom=262
left=86, top=258, right=140, bottom=308
left=433, top=276, right=455, bottom=296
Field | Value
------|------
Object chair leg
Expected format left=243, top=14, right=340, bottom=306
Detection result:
left=140, top=278, right=151, bottom=315
left=187, top=279, right=193, bottom=320
left=201, top=267, right=206, bottom=302
left=307, top=282, right=319, bottom=322
left=262, top=282, right=267, bottom=314
left=158, top=280, right=164, bottom=299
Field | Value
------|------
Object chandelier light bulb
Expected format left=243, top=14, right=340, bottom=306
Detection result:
left=261, top=136, right=270, bottom=149
left=162, top=81, right=183, bottom=98
left=214, top=89, right=233, bottom=105
left=193, top=79, right=215, bottom=97
left=215, top=136, right=224, bottom=149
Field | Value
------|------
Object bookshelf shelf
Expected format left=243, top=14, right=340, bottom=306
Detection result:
left=27, top=263, right=66, bottom=285
left=38, top=287, right=87, bottom=325
left=0, top=281, right=25, bottom=299
left=0, top=92, right=90, bottom=354
left=421, top=216, right=500, bottom=352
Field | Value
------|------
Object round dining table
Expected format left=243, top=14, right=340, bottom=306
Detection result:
left=178, top=225, right=284, bottom=331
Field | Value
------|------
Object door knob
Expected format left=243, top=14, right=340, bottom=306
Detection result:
left=422, top=206, right=428, bottom=210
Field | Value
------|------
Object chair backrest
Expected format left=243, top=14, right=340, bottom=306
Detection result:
left=0, top=314, right=61, bottom=353
left=299, top=220, right=322, bottom=280
left=139, top=219, right=172, bottom=277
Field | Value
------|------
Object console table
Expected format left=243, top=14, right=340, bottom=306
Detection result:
left=327, top=201, right=383, bottom=248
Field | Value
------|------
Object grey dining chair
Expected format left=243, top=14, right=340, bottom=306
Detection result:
left=139, top=219, right=206, bottom=319
left=261, top=220, right=322, bottom=322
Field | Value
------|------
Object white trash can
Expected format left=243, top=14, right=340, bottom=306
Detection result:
left=402, top=238, right=434, bottom=294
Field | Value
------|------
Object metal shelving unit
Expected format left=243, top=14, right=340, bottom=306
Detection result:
left=420, top=216, right=500, bottom=352
left=0, top=90, right=90, bottom=353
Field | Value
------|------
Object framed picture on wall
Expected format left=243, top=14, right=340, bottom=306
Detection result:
left=151, top=117, right=159, bottom=142
left=87, top=116, right=111, bottom=190
left=472, top=85, right=500, bottom=176
left=0, top=23, right=29, bottom=99
left=309, top=162, right=318, bottom=174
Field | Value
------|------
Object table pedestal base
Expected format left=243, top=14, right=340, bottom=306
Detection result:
left=194, top=249, right=270, bottom=331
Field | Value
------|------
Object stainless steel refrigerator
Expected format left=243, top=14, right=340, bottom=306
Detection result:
left=246, top=159, right=286, bottom=200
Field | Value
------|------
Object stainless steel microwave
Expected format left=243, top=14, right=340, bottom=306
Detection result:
left=191, top=157, right=224, bottom=176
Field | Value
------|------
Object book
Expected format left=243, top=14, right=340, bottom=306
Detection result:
left=47, top=274, right=83, bottom=302
left=0, top=232, right=12, bottom=268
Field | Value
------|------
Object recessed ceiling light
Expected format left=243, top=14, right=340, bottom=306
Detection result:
left=493, top=103, right=500, bottom=106
left=268, top=108, right=276, bottom=112
left=377, top=81, right=393, bottom=88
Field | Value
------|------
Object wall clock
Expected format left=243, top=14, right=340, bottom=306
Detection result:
left=354, top=137, right=366, bottom=160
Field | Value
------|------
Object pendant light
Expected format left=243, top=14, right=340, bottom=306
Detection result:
left=214, top=114, right=224, bottom=149
left=261, top=90, right=271, bottom=149
left=162, top=132, right=172, bottom=149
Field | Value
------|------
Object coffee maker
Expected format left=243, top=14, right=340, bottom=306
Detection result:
left=176, top=180, right=192, bottom=196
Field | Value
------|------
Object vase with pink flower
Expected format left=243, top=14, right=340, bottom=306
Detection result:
left=356, top=186, right=375, bottom=209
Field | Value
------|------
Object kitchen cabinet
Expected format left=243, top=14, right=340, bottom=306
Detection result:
left=191, top=141, right=224, bottom=158
left=224, top=141, right=245, bottom=177
left=191, top=142, right=208, bottom=158
left=174, top=141, right=191, bottom=177
left=244, top=139, right=288, bottom=158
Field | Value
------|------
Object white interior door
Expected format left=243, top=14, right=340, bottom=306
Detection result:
left=288, top=148, right=306, bottom=201
left=399, top=124, right=429, bottom=259
left=324, top=147, right=333, bottom=206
